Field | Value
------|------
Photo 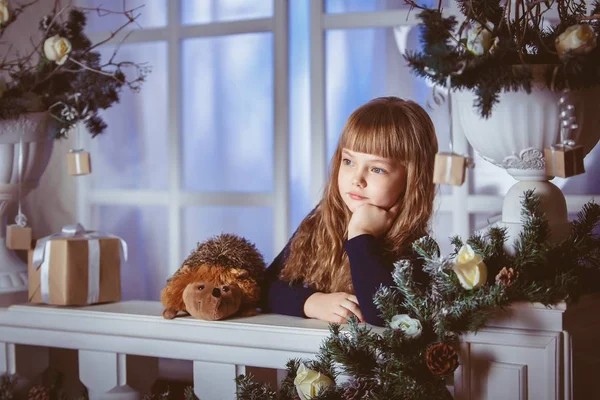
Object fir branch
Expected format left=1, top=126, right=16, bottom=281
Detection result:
left=235, top=374, right=277, bottom=400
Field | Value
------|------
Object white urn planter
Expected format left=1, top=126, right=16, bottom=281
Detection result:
left=0, top=112, right=54, bottom=304
left=454, top=85, right=600, bottom=249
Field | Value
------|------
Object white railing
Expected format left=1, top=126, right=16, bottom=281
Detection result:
left=2, top=296, right=600, bottom=400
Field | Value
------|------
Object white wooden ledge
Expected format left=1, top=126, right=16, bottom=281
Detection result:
left=1, top=296, right=599, bottom=400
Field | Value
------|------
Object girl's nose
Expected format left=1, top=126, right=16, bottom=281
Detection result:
left=352, top=174, right=365, bottom=187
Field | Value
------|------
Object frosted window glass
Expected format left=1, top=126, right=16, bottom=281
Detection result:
left=77, top=0, right=167, bottom=31
left=90, top=205, right=169, bottom=301
left=325, top=27, right=451, bottom=195
left=181, top=0, right=272, bottom=25
left=430, top=211, right=454, bottom=255
left=181, top=34, right=273, bottom=192
left=88, top=42, right=169, bottom=190
left=181, top=207, right=274, bottom=264
left=289, top=0, right=312, bottom=233
left=326, top=0, right=406, bottom=13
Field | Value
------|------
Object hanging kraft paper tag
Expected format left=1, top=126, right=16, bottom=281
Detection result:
left=544, top=144, right=585, bottom=178
left=67, top=150, right=92, bottom=176
left=6, top=224, right=32, bottom=250
left=433, top=152, right=469, bottom=186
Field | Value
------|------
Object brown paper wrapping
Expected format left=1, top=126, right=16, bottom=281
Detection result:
left=544, top=145, right=585, bottom=178
left=28, top=237, right=121, bottom=306
left=433, top=152, right=467, bottom=186
left=6, top=225, right=32, bottom=250
left=67, top=151, right=92, bottom=176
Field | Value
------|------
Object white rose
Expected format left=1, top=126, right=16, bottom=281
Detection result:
left=466, top=21, right=494, bottom=56
left=389, top=314, right=422, bottom=338
left=43, top=35, right=72, bottom=65
left=294, top=363, right=335, bottom=399
left=555, top=24, right=597, bottom=59
left=453, top=244, right=488, bottom=290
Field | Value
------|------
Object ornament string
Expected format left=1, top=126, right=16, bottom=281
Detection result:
left=15, top=136, right=27, bottom=228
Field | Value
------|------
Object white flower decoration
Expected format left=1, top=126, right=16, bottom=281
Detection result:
left=44, top=35, right=72, bottom=65
left=390, top=314, right=423, bottom=338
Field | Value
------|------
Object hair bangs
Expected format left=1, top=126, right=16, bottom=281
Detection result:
left=339, top=102, right=409, bottom=161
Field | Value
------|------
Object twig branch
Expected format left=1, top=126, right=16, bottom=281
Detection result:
left=578, top=14, right=600, bottom=21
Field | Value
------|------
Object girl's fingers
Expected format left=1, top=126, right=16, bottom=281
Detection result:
left=341, top=300, right=365, bottom=323
left=346, top=294, right=359, bottom=305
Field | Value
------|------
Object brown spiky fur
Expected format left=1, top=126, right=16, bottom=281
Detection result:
left=161, top=234, right=266, bottom=319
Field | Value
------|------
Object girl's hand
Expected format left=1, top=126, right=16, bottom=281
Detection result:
left=304, top=292, right=364, bottom=323
left=348, top=202, right=399, bottom=239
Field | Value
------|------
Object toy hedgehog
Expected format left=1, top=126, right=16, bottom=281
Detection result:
left=160, top=234, right=266, bottom=321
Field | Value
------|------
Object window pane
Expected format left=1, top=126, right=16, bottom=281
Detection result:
left=326, top=0, right=406, bottom=13
left=325, top=27, right=451, bottom=195
left=181, top=0, right=273, bottom=25
left=325, top=0, right=445, bottom=13
left=181, top=34, right=274, bottom=192
left=88, top=42, right=169, bottom=190
left=431, top=211, right=454, bottom=255
left=289, top=0, right=312, bottom=233
left=90, top=205, right=169, bottom=301
left=77, top=0, right=167, bottom=31
left=471, top=213, right=502, bottom=233
left=181, top=206, right=274, bottom=264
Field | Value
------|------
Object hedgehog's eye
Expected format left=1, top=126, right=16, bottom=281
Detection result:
left=198, top=285, right=205, bottom=290
left=222, top=286, right=229, bottom=293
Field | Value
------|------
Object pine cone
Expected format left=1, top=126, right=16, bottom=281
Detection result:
left=342, top=379, right=376, bottom=400
left=426, top=343, right=459, bottom=376
left=28, top=384, right=51, bottom=400
left=495, top=267, right=518, bottom=287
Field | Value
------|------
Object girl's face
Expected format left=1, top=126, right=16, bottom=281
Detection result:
left=337, top=148, right=407, bottom=213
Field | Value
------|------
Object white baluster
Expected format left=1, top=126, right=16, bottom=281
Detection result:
left=0, top=342, right=16, bottom=375
left=193, top=361, right=240, bottom=400
left=79, top=351, right=139, bottom=400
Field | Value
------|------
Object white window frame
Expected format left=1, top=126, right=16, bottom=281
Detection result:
left=308, top=0, right=598, bottom=240
left=79, top=0, right=289, bottom=271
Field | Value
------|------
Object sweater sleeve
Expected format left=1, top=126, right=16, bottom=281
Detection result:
left=344, top=234, right=395, bottom=327
left=260, top=238, right=317, bottom=317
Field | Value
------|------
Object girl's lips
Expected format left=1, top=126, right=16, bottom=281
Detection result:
left=349, top=193, right=366, bottom=200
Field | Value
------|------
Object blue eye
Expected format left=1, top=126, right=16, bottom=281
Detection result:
left=371, top=167, right=385, bottom=174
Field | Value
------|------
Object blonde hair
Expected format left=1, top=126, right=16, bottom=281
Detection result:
left=280, top=97, right=438, bottom=293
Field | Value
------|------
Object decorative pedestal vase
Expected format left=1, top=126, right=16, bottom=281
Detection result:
left=454, top=86, right=600, bottom=250
left=0, top=112, right=54, bottom=305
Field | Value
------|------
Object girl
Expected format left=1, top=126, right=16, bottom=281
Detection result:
left=262, top=96, right=438, bottom=326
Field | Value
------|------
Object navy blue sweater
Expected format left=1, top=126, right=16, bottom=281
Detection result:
left=261, top=233, right=395, bottom=327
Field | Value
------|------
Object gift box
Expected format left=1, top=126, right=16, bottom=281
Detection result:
left=433, top=152, right=470, bottom=186
left=28, top=224, right=127, bottom=306
left=6, top=224, right=32, bottom=250
left=67, top=150, right=92, bottom=176
left=544, top=144, right=585, bottom=178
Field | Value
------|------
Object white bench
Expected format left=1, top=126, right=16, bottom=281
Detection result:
left=1, top=296, right=599, bottom=399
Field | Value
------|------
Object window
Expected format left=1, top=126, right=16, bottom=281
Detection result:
left=81, top=0, right=600, bottom=300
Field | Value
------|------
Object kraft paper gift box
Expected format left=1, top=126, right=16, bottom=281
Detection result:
left=6, top=224, right=32, bottom=250
left=28, top=224, right=127, bottom=306
left=544, top=144, right=585, bottom=178
left=67, top=150, right=92, bottom=176
left=433, top=152, right=469, bottom=186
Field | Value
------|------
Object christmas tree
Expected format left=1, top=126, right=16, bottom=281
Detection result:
left=237, top=190, right=600, bottom=399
